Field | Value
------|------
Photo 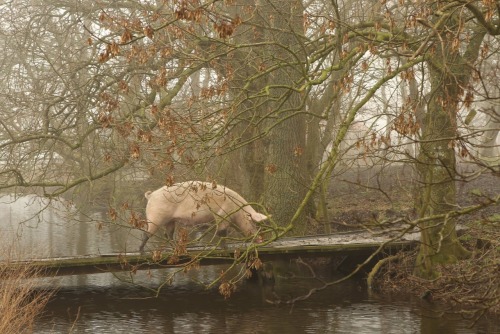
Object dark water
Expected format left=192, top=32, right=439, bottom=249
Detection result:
left=2, top=195, right=499, bottom=333
left=35, top=269, right=500, bottom=334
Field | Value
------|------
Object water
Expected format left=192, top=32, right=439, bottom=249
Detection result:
left=0, top=194, right=141, bottom=258
left=35, top=271, right=499, bottom=334
left=1, top=195, right=499, bottom=333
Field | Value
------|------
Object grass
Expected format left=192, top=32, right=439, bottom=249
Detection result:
left=0, top=249, right=54, bottom=334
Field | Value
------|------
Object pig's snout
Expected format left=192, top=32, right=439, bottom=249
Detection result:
left=254, top=234, right=264, bottom=244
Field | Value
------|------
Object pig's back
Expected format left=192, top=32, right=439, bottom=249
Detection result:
left=148, top=181, right=248, bottom=215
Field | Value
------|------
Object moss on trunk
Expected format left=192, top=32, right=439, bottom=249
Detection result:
left=414, top=64, right=474, bottom=278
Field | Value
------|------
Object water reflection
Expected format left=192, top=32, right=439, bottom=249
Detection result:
left=35, top=271, right=500, bottom=334
left=2, top=195, right=499, bottom=333
left=0, top=194, right=141, bottom=259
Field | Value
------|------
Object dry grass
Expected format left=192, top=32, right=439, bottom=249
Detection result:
left=0, top=251, right=54, bottom=334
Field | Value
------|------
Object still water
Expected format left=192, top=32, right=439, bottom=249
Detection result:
left=2, top=195, right=499, bottom=333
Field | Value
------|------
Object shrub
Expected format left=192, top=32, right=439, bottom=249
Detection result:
left=0, top=257, right=53, bottom=334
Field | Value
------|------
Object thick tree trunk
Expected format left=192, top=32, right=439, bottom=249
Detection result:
left=266, top=105, right=308, bottom=232
left=218, top=0, right=268, bottom=200
left=413, top=14, right=486, bottom=279
left=261, top=0, right=309, bottom=233
left=414, top=68, right=471, bottom=279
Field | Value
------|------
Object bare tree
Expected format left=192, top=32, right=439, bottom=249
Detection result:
left=1, top=1, right=499, bottom=314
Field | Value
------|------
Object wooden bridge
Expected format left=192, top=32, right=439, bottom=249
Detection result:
left=6, top=231, right=419, bottom=277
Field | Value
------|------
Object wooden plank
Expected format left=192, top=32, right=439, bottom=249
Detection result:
left=3, top=236, right=417, bottom=277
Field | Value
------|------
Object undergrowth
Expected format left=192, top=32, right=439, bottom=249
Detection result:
left=0, top=252, right=54, bottom=334
left=373, top=223, right=499, bottom=324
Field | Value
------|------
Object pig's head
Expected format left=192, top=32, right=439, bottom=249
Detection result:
left=250, top=211, right=268, bottom=223
left=243, top=211, right=268, bottom=243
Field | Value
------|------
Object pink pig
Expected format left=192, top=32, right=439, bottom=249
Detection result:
left=139, top=181, right=267, bottom=252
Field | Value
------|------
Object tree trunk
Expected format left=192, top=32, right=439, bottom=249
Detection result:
left=414, top=72, right=471, bottom=278
left=217, top=0, right=268, bottom=200
left=412, top=8, right=488, bottom=278
left=262, top=0, right=309, bottom=233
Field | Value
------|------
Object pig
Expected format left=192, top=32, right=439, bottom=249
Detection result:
left=139, top=181, right=267, bottom=253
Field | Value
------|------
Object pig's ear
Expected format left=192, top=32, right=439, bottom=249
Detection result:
left=251, top=212, right=268, bottom=222
left=145, top=191, right=152, bottom=200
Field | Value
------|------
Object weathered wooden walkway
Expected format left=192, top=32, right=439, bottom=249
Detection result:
left=5, top=231, right=418, bottom=277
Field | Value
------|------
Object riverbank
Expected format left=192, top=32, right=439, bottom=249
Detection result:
left=373, top=229, right=499, bottom=321
left=325, top=164, right=500, bottom=321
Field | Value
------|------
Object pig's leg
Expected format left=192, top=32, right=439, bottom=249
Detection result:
left=215, top=218, right=229, bottom=249
left=162, top=222, right=177, bottom=249
left=164, top=222, right=175, bottom=240
left=216, top=229, right=228, bottom=249
left=138, top=219, right=162, bottom=253
left=139, top=231, right=150, bottom=254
